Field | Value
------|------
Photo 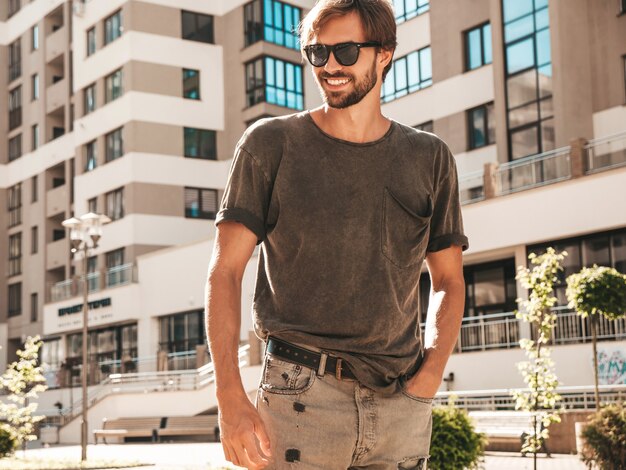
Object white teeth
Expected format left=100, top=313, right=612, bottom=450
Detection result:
left=327, top=78, right=350, bottom=85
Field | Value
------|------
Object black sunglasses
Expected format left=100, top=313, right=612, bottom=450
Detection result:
left=303, top=41, right=382, bottom=67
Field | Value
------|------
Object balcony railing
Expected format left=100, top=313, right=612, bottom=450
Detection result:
left=496, top=146, right=571, bottom=195
left=458, top=170, right=485, bottom=205
left=585, top=130, right=626, bottom=174
left=456, top=311, right=520, bottom=352
left=550, top=306, right=626, bottom=345
left=49, top=263, right=137, bottom=302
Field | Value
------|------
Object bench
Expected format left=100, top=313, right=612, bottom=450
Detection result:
left=469, top=411, right=536, bottom=453
left=93, top=417, right=162, bottom=444
left=158, top=415, right=220, bottom=442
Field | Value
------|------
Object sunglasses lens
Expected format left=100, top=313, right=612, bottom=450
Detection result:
left=334, top=43, right=359, bottom=66
left=307, top=45, right=329, bottom=67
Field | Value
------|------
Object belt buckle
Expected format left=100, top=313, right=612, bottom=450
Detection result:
left=335, top=358, right=342, bottom=380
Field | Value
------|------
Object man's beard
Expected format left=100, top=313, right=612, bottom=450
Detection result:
left=317, top=58, right=378, bottom=109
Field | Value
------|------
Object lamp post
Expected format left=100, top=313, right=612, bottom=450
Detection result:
left=62, top=212, right=110, bottom=461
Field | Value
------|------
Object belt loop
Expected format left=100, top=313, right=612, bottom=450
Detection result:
left=317, top=351, right=328, bottom=377
left=336, top=358, right=342, bottom=381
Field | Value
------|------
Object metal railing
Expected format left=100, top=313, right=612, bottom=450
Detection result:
left=56, top=345, right=250, bottom=427
left=458, top=169, right=485, bottom=205
left=456, top=311, right=520, bottom=352
left=496, top=146, right=571, bottom=195
left=585, top=130, right=626, bottom=174
left=551, top=306, right=626, bottom=344
left=434, top=384, right=626, bottom=411
left=49, top=264, right=137, bottom=302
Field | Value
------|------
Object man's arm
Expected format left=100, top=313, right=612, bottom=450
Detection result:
left=405, top=244, right=465, bottom=398
left=205, top=221, right=271, bottom=469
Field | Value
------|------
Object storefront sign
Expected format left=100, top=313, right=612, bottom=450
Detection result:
left=58, top=297, right=112, bottom=316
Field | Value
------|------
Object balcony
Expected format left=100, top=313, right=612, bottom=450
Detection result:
left=458, top=130, right=626, bottom=205
left=45, top=25, right=66, bottom=63
left=46, top=78, right=66, bottom=115
left=46, top=238, right=68, bottom=271
left=49, top=263, right=138, bottom=302
left=46, top=184, right=67, bottom=218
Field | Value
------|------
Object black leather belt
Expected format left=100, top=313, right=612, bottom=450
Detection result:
left=266, top=337, right=357, bottom=380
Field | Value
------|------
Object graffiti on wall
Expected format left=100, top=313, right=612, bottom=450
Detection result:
left=597, top=346, right=626, bottom=385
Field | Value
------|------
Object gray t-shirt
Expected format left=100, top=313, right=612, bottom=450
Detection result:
left=215, top=111, right=469, bottom=394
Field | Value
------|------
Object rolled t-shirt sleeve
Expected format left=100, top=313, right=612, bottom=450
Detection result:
left=426, top=142, right=470, bottom=253
left=215, top=146, right=271, bottom=244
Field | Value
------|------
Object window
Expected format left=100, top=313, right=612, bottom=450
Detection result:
left=244, top=0, right=301, bottom=50
left=88, top=197, right=97, bottom=213
left=8, top=0, right=21, bottom=18
left=32, top=124, right=39, bottom=151
left=414, top=121, right=434, bottom=133
left=105, top=69, right=123, bottom=103
left=184, top=128, right=217, bottom=160
left=502, top=0, right=553, bottom=160
left=31, top=175, right=38, bottom=203
left=8, top=183, right=22, bottom=227
left=105, top=248, right=125, bottom=287
left=9, top=38, right=21, bottom=82
left=31, top=226, right=38, bottom=254
left=8, top=283, right=22, bottom=318
left=182, top=10, right=214, bottom=44
left=184, top=187, right=218, bottom=219
left=106, top=187, right=124, bottom=221
left=393, top=0, right=429, bottom=24
left=183, top=69, right=200, bottom=99
left=32, top=25, right=39, bottom=50
left=468, top=102, right=495, bottom=149
left=30, top=292, right=38, bottom=322
left=84, top=83, right=96, bottom=114
left=87, top=27, right=96, bottom=56
left=104, top=10, right=123, bottom=46
left=622, top=0, right=626, bottom=14
left=85, top=140, right=97, bottom=171
left=245, top=56, right=304, bottom=110
left=9, top=86, right=22, bottom=130
left=9, top=233, right=22, bottom=277
left=465, top=22, right=492, bottom=71
left=9, top=134, right=22, bottom=162
left=105, top=127, right=123, bottom=162
left=31, top=74, right=39, bottom=101
left=159, top=310, right=206, bottom=366
left=382, top=47, right=432, bottom=103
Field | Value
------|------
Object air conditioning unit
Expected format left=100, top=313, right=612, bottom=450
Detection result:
left=73, top=2, right=85, bottom=17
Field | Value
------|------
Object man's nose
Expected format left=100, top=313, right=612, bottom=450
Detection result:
left=323, top=51, right=343, bottom=74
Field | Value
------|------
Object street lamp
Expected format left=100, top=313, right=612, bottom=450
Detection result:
left=61, top=212, right=110, bottom=461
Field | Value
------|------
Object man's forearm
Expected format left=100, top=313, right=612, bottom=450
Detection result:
left=206, top=267, right=248, bottom=402
left=421, top=278, right=465, bottom=378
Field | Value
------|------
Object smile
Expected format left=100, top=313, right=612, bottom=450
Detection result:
left=325, top=78, right=351, bottom=86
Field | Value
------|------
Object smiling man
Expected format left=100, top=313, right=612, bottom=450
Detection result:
left=205, top=1, right=469, bottom=469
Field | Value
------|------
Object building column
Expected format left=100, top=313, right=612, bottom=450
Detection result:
left=483, top=162, right=499, bottom=199
left=569, top=138, right=588, bottom=178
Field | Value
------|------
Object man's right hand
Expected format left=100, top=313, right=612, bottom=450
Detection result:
left=219, top=394, right=272, bottom=469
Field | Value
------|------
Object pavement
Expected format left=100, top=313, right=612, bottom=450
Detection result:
left=15, top=443, right=587, bottom=469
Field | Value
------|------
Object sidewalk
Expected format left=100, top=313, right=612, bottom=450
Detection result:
left=17, top=443, right=587, bottom=469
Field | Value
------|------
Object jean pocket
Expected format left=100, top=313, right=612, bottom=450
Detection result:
left=260, top=354, right=316, bottom=395
left=381, top=187, right=432, bottom=269
left=399, top=375, right=434, bottom=405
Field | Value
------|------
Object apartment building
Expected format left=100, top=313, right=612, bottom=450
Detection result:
left=1, top=0, right=625, bottom=434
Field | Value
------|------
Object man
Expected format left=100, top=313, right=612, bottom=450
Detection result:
left=205, top=0, right=469, bottom=468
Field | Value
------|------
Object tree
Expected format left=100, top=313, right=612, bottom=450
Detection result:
left=513, top=247, right=566, bottom=470
left=566, top=265, right=626, bottom=408
left=0, top=335, right=48, bottom=449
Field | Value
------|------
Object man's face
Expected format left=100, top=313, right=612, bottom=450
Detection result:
left=309, top=12, right=382, bottom=109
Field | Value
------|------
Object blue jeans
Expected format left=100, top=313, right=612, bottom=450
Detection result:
left=255, top=352, right=432, bottom=469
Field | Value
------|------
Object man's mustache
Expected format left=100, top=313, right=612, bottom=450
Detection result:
left=319, top=72, right=354, bottom=80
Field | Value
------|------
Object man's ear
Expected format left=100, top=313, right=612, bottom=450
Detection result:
left=379, top=47, right=394, bottom=69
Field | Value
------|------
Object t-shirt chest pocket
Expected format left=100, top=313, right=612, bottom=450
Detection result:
left=381, top=187, right=433, bottom=268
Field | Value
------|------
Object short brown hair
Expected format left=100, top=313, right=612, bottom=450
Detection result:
left=299, top=0, right=397, bottom=80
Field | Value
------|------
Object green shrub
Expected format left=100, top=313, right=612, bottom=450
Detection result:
left=0, top=426, right=17, bottom=458
left=581, top=402, right=626, bottom=470
left=429, top=405, right=486, bottom=470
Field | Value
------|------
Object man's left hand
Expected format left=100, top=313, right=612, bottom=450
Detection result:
left=404, top=365, right=442, bottom=399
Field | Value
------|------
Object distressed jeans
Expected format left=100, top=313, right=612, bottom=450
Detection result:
left=255, top=351, right=433, bottom=469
